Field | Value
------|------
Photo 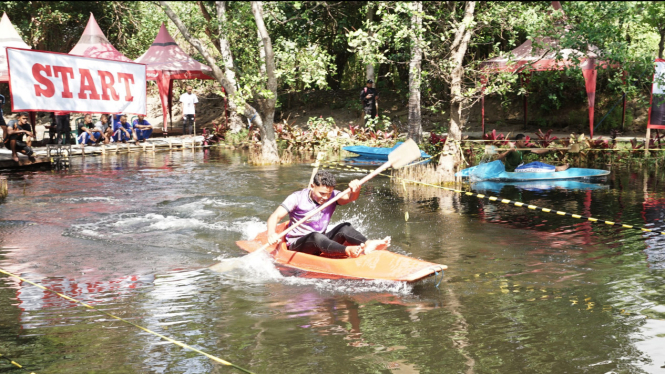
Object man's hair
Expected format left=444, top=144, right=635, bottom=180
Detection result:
left=18, top=112, right=28, bottom=118
left=312, top=170, right=336, bottom=187
left=515, top=133, right=526, bottom=140
left=120, top=114, right=127, bottom=119
left=100, top=114, right=108, bottom=120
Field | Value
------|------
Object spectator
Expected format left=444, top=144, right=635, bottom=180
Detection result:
left=94, top=114, right=112, bottom=145
left=359, top=79, right=379, bottom=125
left=179, top=85, right=198, bottom=135
left=45, top=112, right=57, bottom=144
left=0, top=93, right=5, bottom=134
left=2, top=112, right=35, bottom=162
left=132, top=114, right=153, bottom=142
left=77, top=114, right=105, bottom=147
left=113, top=114, right=132, bottom=143
left=54, top=111, right=71, bottom=145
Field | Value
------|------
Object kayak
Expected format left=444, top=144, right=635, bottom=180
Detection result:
left=344, top=142, right=431, bottom=161
left=456, top=160, right=610, bottom=181
left=236, top=223, right=447, bottom=282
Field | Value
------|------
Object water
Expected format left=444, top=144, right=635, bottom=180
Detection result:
left=0, top=149, right=664, bottom=373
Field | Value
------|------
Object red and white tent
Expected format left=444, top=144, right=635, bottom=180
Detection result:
left=1, top=12, right=37, bottom=126
left=480, top=1, right=614, bottom=138
left=0, top=12, right=31, bottom=82
left=69, top=13, right=132, bottom=62
left=136, top=24, right=220, bottom=133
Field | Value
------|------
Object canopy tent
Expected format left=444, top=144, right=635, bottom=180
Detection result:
left=479, top=1, right=618, bottom=138
left=0, top=12, right=37, bottom=127
left=69, top=13, right=132, bottom=62
left=136, top=23, right=223, bottom=133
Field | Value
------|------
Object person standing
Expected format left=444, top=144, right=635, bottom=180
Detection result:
left=179, top=86, right=198, bottom=135
left=0, top=93, right=6, bottom=132
left=132, top=115, right=153, bottom=142
left=359, top=79, right=379, bottom=125
left=54, top=111, right=71, bottom=145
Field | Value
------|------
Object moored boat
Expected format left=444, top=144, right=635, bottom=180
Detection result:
left=236, top=223, right=447, bottom=282
left=343, top=142, right=431, bottom=161
left=456, top=160, right=610, bottom=181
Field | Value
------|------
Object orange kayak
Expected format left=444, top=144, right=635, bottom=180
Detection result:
left=236, top=223, right=447, bottom=282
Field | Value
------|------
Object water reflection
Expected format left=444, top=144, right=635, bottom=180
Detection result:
left=0, top=150, right=663, bottom=373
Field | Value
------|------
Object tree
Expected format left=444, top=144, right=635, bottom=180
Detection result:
left=159, top=1, right=280, bottom=163
left=643, top=2, right=665, bottom=59
left=437, top=1, right=476, bottom=180
left=407, top=1, right=423, bottom=144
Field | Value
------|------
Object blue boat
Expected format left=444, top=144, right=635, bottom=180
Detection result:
left=343, top=142, right=431, bottom=161
left=456, top=160, right=610, bottom=181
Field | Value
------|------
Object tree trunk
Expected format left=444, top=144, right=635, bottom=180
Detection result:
left=407, top=1, right=423, bottom=144
left=659, top=28, right=665, bottom=59
left=215, top=1, right=243, bottom=133
left=365, top=5, right=376, bottom=82
left=437, top=1, right=476, bottom=181
left=251, top=1, right=280, bottom=163
left=160, top=1, right=279, bottom=163
left=258, top=29, right=267, bottom=75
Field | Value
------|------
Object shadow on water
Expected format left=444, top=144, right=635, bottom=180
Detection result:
left=0, top=148, right=664, bottom=373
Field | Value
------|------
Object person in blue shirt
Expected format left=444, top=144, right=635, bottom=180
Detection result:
left=113, top=114, right=132, bottom=143
left=132, top=115, right=153, bottom=142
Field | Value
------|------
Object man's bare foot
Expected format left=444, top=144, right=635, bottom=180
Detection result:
left=11, top=155, right=19, bottom=162
left=363, top=236, right=391, bottom=255
left=344, top=245, right=363, bottom=258
left=555, top=163, right=570, bottom=172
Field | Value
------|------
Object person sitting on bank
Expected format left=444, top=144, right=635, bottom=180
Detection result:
left=497, top=134, right=570, bottom=172
left=113, top=114, right=132, bottom=143
left=359, top=79, right=379, bottom=125
left=266, top=170, right=391, bottom=258
left=94, top=114, right=113, bottom=144
left=132, top=115, right=153, bottom=142
left=76, top=114, right=104, bottom=146
left=2, top=112, right=36, bottom=162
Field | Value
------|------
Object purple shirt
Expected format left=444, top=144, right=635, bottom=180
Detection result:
left=281, top=188, right=340, bottom=246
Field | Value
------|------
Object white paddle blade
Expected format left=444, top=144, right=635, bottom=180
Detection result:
left=388, top=139, right=422, bottom=169
left=485, top=145, right=497, bottom=155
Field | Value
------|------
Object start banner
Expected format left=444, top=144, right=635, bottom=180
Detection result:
left=6, top=48, right=146, bottom=115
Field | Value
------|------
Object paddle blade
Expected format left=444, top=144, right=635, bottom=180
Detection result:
left=484, top=145, right=497, bottom=155
left=388, top=139, right=422, bottom=168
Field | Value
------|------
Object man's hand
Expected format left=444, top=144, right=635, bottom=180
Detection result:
left=349, top=179, right=361, bottom=194
left=267, top=233, right=281, bottom=245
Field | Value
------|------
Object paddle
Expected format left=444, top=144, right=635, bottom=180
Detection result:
left=209, top=139, right=422, bottom=273
left=484, top=143, right=580, bottom=155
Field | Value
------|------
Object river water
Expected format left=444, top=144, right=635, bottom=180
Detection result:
left=0, top=149, right=664, bottom=373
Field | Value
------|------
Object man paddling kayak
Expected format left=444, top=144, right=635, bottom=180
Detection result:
left=497, top=134, right=570, bottom=172
left=267, top=171, right=390, bottom=258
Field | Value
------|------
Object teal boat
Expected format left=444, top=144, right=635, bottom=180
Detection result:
left=344, top=142, right=431, bottom=161
left=456, top=160, right=610, bottom=181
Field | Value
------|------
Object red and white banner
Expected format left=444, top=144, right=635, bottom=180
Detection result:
left=647, top=59, right=665, bottom=130
left=6, top=48, right=146, bottom=115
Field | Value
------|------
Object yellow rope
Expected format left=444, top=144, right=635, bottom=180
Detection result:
left=0, top=269, right=254, bottom=374
left=318, top=163, right=665, bottom=236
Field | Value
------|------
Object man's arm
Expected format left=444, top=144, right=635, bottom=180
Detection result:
left=338, top=180, right=361, bottom=205
left=530, top=148, right=551, bottom=155
left=496, top=149, right=513, bottom=161
left=267, top=206, right=289, bottom=245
